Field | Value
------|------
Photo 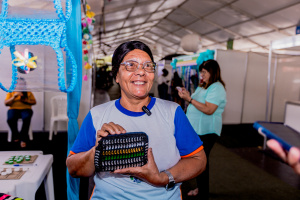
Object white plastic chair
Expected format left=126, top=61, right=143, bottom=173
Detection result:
left=49, top=95, right=68, bottom=140
left=7, top=118, right=33, bottom=142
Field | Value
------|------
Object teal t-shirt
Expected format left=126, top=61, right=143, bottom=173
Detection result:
left=186, top=82, right=227, bottom=136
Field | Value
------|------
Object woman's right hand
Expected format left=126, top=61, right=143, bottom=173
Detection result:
left=178, top=87, right=191, bottom=102
left=5, top=92, right=22, bottom=106
left=113, top=148, right=166, bottom=186
left=95, top=122, right=126, bottom=146
left=13, top=92, right=22, bottom=98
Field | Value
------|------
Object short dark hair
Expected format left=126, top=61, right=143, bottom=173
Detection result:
left=199, top=59, right=225, bottom=89
left=162, top=68, right=169, bottom=77
left=112, top=41, right=154, bottom=79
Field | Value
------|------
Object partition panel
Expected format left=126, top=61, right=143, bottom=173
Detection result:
left=271, top=55, right=300, bottom=122
left=242, top=53, right=269, bottom=123
left=216, top=49, right=247, bottom=124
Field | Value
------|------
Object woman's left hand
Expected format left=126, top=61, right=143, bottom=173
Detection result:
left=113, top=148, right=166, bottom=186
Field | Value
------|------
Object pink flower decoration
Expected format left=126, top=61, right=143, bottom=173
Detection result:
left=87, top=18, right=92, bottom=24
left=83, top=74, right=88, bottom=81
left=82, top=22, right=87, bottom=27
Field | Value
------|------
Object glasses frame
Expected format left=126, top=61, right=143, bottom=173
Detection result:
left=200, top=70, right=208, bottom=75
left=120, top=60, right=156, bottom=73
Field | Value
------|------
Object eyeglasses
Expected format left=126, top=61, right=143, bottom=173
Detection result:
left=120, top=60, right=156, bottom=73
left=200, top=71, right=207, bottom=75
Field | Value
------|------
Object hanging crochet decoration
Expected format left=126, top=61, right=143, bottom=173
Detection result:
left=0, top=0, right=78, bottom=93
left=81, top=4, right=95, bottom=81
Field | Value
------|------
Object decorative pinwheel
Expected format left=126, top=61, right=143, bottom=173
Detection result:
left=12, top=49, right=37, bottom=74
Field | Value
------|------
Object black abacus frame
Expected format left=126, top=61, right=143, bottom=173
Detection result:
left=95, top=132, right=148, bottom=172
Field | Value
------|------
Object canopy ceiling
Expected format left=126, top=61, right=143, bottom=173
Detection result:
left=87, top=0, right=300, bottom=60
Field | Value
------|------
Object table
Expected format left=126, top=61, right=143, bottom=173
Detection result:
left=0, top=151, right=54, bottom=200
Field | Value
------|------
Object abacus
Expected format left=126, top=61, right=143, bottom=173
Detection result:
left=3, top=155, right=38, bottom=165
left=94, top=132, right=148, bottom=172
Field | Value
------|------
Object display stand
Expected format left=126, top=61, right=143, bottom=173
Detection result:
left=171, top=53, right=199, bottom=93
left=267, top=34, right=300, bottom=121
left=171, top=50, right=215, bottom=94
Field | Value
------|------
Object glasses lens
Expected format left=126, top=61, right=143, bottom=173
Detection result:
left=125, top=61, right=138, bottom=72
left=144, top=62, right=156, bottom=72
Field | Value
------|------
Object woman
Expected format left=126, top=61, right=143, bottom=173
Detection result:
left=66, top=41, right=206, bottom=199
left=5, top=78, right=36, bottom=148
left=178, top=59, right=227, bottom=199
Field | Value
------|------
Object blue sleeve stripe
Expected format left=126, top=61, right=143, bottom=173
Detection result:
left=174, top=106, right=203, bottom=156
left=70, top=111, right=96, bottom=154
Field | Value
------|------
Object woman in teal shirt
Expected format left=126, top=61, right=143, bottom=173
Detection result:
left=178, top=59, right=226, bottom=199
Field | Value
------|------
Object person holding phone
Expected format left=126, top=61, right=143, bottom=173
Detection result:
left=178, top=59, right=227, bottom=199
left=4, top=78, right=36, bottom=148
left=267, top=139, right=300, bottom=175
left=66, top=41, right=206, bottom=199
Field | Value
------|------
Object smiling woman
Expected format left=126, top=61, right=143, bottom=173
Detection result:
left=66, top=41, right=207, bottom=200
left=116, top=49, right=155, bottom=104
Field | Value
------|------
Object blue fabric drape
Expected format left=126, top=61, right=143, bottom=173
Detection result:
left=66, top=0, right=82, bottom=199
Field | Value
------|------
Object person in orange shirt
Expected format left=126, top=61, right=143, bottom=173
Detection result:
left=4, top=78, right=36, bottom=148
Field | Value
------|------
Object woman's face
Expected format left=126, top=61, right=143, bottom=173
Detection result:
left=200, top=68, right=210, bottom=83
left=15, top=79, right=26, bottom=90
left=116, top=49, right=155, bottom=100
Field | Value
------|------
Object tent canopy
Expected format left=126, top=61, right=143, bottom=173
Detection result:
left=88, top=0, right=300, bottom=60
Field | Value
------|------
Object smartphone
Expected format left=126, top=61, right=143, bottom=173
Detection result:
left=176, top=86, right=182, bottom=92
left=253, top=121, right=293, bottom=151
left=21, top=92, right=28, bottom=100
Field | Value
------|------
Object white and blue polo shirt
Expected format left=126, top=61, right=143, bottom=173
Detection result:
left=71, top=97, right=203, bottom=200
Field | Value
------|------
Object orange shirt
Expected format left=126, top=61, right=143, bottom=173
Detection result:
left=5, top=92, right=36, bottom=110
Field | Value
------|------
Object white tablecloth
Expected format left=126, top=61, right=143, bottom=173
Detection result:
left=0, top=151, right=54, bottom=200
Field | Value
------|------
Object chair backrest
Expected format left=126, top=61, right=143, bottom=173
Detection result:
left=51, top=95, right=67, bottom=117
